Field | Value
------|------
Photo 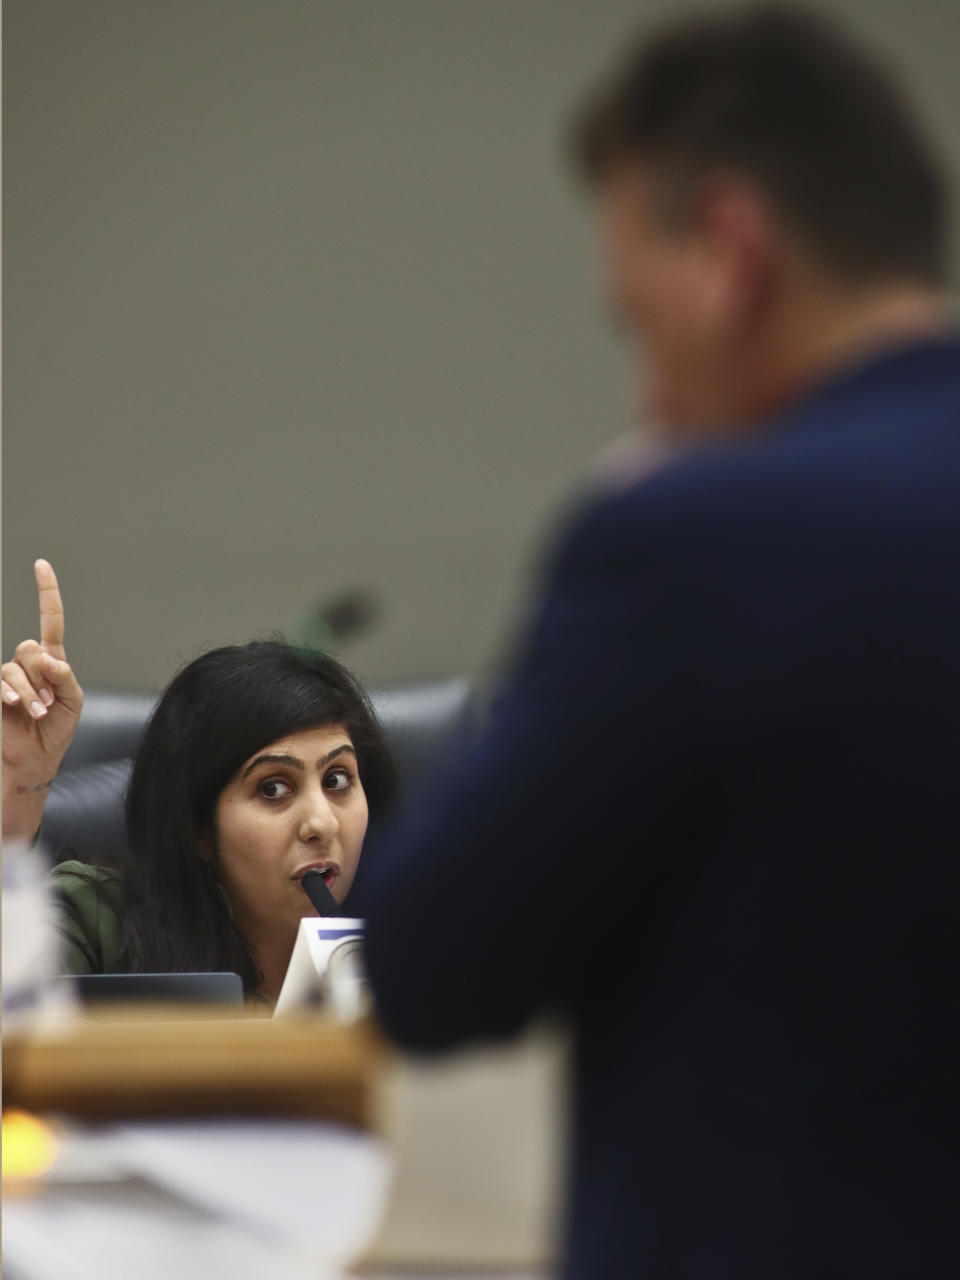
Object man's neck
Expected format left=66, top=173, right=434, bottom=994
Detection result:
left=746, top=279, right=952, bottom=424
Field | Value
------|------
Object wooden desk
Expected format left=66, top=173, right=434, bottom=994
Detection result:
left=2, top=1009, right=384, bottom=1128
left=3, top=1012, right=560, bottom=1274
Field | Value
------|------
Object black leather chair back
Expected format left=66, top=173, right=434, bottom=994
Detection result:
left=42, top=678, right=476, bottom=865
left=42, top=759, right=134, bottom=864
left=58, top=691, right=158, bottom=773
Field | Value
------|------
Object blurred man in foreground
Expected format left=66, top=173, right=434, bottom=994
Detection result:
left=365, top=7, right=960, bottom=1277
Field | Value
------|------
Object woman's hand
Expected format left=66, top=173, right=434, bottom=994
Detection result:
left=2, top=560, right=84, bottom=839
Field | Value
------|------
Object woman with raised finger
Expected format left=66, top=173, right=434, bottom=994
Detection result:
left=3, top=563, right=399, bottom=1006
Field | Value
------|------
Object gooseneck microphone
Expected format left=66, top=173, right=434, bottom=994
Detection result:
left=300, top=868, right=344, bottom=917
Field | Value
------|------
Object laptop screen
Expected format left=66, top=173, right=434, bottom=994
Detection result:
left=72, top=972, right=244, bottom=1005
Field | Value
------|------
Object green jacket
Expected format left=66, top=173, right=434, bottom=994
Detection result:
left=50, top=860, right=127, bottom=974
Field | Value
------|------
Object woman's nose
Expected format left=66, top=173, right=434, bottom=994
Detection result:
left=298, top=790, right=339, bottom=843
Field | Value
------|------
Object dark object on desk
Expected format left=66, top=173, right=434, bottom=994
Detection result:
left=72, top=972, right=244, bottom=1005
left=300, top=869, right=343, bottom=917
left=288, top=585, right=382, bottom=655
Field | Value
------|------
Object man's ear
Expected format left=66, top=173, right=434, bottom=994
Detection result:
left=696, top=173, right=778, bottom=330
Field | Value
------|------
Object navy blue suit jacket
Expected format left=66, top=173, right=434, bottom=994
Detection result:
left=365, top=335, right=960, bottom=1279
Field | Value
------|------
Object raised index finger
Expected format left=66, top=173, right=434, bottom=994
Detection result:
left=35, top=559, right=66, bottom=660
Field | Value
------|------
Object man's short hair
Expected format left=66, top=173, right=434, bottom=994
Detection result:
left=572, top=4, right=949, bottom=286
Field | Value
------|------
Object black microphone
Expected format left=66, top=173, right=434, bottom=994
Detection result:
left=300, top=868, right=344, bottom=917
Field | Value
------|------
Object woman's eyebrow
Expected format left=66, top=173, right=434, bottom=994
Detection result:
left=242, top=745, right=356, bottom=778
left=242, top=752, right=304, bottom=777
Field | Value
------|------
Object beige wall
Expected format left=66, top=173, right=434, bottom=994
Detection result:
left=4, top=0, right=958, bottom=692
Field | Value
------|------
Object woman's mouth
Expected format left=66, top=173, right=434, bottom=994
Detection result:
left=293, top=862, right=339, bottom=887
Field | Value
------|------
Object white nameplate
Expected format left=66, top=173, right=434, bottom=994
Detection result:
left=274, top=917, right=365, bottom=1018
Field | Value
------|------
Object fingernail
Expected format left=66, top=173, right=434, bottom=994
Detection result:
left=29, top=701, right=47, bottom=718
left=40, top=653, right=59, bottom=672
left=3, top=689, right=20, bottom=705
left=39, top=688, right=54, bottom=707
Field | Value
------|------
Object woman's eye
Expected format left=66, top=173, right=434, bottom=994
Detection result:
left=258, top=778, right=293, bottom=800
left=324, top=768, right=353, bottom=792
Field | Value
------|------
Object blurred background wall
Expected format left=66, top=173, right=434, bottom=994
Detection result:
left=4, top=0, right=958, bottom=692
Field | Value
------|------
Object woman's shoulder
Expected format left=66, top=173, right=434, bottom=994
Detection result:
left=49, top=859, right=126, bottom=974
left=51, top=857, right=122, bottom=884
left=51, top=858, right=123, bottom=889
left=51, top=858, right=125, bottom=913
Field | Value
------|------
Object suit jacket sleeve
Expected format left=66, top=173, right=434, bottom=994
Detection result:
left=364, top=490, right=682, bottom=1051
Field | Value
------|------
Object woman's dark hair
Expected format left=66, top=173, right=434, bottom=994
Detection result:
left=571, top=5, right=948, bottom=286
left=118, top=641, right=399, bottom=991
